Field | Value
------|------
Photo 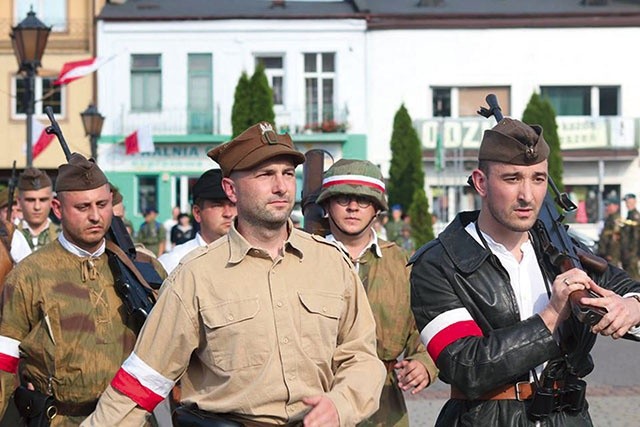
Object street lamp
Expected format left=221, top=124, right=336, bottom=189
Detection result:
left=10, top=10, right=52, bottom=167
left=80, top=104, right=105, bottom=160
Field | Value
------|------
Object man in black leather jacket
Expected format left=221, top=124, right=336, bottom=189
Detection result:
left=410, top=118, right=640, bottom=426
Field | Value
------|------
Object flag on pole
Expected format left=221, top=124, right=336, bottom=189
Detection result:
left=124, top=125, right=155, bottom=155
left=32, top=117, right=56, bottom=160
left=54, top=57, right=109, bottom=86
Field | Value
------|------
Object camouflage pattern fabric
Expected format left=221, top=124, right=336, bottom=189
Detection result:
left=621, top=209, right=640, bottom=279
left=598, top=213, right=622, bottom=267
left=137, top=221, right=166, bottom=256
left=384, top=220, right=404, bottom=247
left=0, top=240, right=165, bottom=426
left=17, top=221, right=59, bottom=252
left=355, top=239, right=438, bottom=427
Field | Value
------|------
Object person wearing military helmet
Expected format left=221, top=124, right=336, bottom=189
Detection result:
left=16, top=167, right=59, bottom=251
left=83, top=122, right=384, bottom=427
left=0, top=154, right=166, bottom=426
left=316, top=159, right=437, bottom=427
left=409, top=118, right=640, bottom=426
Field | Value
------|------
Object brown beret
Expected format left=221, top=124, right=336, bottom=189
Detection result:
left=110, top=184, right=123, bottom=205
left=18, top=167, right=52, bottom=191
left=479, top=118, right=550, bottom=165
left=208, top=122, right=305, bottom=176
left=55, top=153, right=108, bottom=192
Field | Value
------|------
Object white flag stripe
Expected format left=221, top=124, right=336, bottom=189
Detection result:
left=0, top=336, right=20, bottom=357
left=121, top=352, right=175, bottom=396
left=136, top=125, right=155, bottom=153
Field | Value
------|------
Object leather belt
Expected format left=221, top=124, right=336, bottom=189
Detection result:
left=54, top=399, right=98, bottom=417
left=451, top=381, right=564, bottom=402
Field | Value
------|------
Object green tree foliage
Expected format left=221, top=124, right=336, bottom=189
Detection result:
left=408, top=187, right=434, bottom=248
left=249, top=61, right=276, bottom=127
left=231, top=72, right=252, bottom=138
left=522, top=93, right=564, bottom=192
left=387, top=104, right=425, bottom=212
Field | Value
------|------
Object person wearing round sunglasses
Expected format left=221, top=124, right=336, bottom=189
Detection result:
left=316, top=159, right=438, bottom=427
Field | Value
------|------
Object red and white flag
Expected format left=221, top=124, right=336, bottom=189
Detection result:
left=54, top=57, right=110, bottom=86
left=125, top=125, right=155, bottom=155
left=31, top=116, right=56, bottom=160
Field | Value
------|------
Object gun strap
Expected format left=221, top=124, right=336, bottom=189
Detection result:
left=105, top=240, right=154, bottom=292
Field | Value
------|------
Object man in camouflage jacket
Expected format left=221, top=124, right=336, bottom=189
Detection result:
left=317, top=159, right=438, bottom=427
left=0, top=154, right=165, bottom=426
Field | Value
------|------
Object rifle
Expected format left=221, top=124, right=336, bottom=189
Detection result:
left=7, top=161, right=17, bottom=222
left=44, top=106, right=162, bottom=332
left=477, top=94, right=607, bottom=326
left=301, top=149, right=331, bottom=236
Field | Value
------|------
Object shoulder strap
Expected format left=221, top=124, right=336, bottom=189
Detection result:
left=105, top=240, right=154, bottom=292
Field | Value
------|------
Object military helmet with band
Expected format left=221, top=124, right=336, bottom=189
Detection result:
left=316, top=159, right=388, bottom=211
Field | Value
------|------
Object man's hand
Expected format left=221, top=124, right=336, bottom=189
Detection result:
left=580, top=282, right=640, bottom=339
left=540, top=268, right=592, bottom=333
left=302, top=395, right=339, bottom=427
left=394, top=359, right=431, bottom=394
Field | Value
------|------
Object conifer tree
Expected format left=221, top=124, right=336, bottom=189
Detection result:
left=408, top=187, right=434, bottom=248
left=250, top=61, right=276, bottom=127
left=231, top=72, right=252, bottom=138
left=387, top=104, right=425, bottom=212
left=522, top=93, right=564, bottom=192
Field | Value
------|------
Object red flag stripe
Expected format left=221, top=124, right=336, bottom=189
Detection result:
left=54, top=57, right=99, bottom=86
left=0, top=353, right=19, bottom=374
left=419, top=307, right=483, bottom=362
left=125, top=130, right=139, bottom=155
left=111, top=368, right=165, bottom=412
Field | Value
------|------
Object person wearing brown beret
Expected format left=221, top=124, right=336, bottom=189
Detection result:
left=409, top=118, right=640, bottom=426
left=0, top=153, right=167, bottom=425
left=83, top=122, right=385, bottom=427
left=16, top=167, right=59, bottom=252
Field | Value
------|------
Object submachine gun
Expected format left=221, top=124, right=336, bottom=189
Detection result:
left=301, top=149, right=332, bottom=236
left=44, top=107, right=162, bottom=332
left=477, top=94, right=608, bottom=326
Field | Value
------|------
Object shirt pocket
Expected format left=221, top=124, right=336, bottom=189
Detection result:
left=298, top=291, right=344, bottom=361
left=200, top=298, right=269, bottom=372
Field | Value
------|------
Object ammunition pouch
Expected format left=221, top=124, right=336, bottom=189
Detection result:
left=13, top=386, right=56, bottom=427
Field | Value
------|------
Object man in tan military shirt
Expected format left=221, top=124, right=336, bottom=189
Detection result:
left=16, top=167, right=59, bottom=251
left=83, top=122, right=385, bottom=427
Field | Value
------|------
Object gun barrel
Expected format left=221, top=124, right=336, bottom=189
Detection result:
left=44, top=106, right=72, bottom=160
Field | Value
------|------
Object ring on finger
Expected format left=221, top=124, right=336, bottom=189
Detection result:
left=563, top=278, right=571, bottom=286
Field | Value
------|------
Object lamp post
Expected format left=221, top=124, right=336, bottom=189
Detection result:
left=10, top=10, right=51, bottom=167
left=80, top=104, right=105, bottom=160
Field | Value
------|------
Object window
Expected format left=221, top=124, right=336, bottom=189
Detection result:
left=13, top=76, right=63, bottom=117
left=138, top=176, right=158, bottom=215
left=15, top=0, right=67, bottom=32
left=131, top=54, right=162, bottom=112
left=540, top=86, right=590, bottom=116
left=599, top=86, right=619, bottom=116
left=431, top=86, right=510, bottom=117
left=304, top=52, right=335, bottom=126
left=187, top=54, right=213, bottom=133
left=255, top=55, right=284, bottom=106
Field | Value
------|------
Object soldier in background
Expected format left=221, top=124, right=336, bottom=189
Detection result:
left=621, top=193, right=640, bottom=279
left=0, top=154, right=166, bottom=425
left=317, top=159, right=437, bottom=427
left=137, top=208, right=166, bottom=257
left=599, top=197, right=622, bottom=267
left=16, top=168, right=59, bottom=251
left=0, top=188, right=31, bottom=267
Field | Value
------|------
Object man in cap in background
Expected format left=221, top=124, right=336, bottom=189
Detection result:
left=158, top=169, right=236, bottom=274
left=83, top=122, right=384, bottom=427
left=0, top=188, right=31, bottom=267
left=385, top=204, right=404, bottom=245
left=0, top=154, right=166, bottom=425
left=16, top=167, right=59, bottom=251
left=316, top=159, right=437, bottom=427
left=409, top=117, right=640, bottom=426
left=136, top=207, right=166, bottom=257
left=621, top=193, right=640, bottom=279
left=598, top=196, right=622, bottom=267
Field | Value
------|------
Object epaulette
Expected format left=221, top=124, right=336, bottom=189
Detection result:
left=407, top=238, right=440, bottom=266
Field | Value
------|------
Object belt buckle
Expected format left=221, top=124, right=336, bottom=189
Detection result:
left=515, top=381, right=529, bottom=402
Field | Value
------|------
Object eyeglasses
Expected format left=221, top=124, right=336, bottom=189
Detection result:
left=333, top=195, right=373, bottom=208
